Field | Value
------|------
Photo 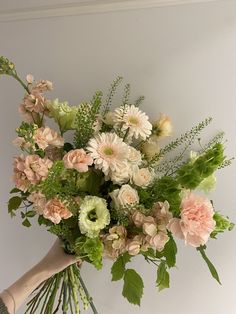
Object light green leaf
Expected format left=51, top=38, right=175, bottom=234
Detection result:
left=156, top=261, right=170, bottom=291
left=122, top=269, right=144, bottom=306
left=197, top=246, right=221, bottom=284
left=111, top=252, right=131, bottom=281
left=26, top=210, right=36, bottom=218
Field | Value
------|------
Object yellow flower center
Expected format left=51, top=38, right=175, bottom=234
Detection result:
left=103, top=147, right=114, bottom=156
left=128, top=116, right=139, bottom=125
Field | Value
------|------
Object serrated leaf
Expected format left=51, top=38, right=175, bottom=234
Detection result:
left=8, top=196, right=22, bottom=216
left=22, top=218, right=31, bottom=227
left=163, top=235, right=177, bottom=268
left=111, top=252, right=131, bottom=281
left=122, top=269, right=144, bottom=306
left=156, top=261, right=170, bottom=291
left=197, top=246, right=221, bottom=284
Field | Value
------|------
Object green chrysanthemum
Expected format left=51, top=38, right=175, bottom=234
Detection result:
left=79, top=196, right=110, bottom=238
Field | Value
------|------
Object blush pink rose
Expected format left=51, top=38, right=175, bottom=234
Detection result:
left=63, top=149, right=93, bottom=172
left=43, top=198, right=72, bottom=224
left=34, top=127, right=64, bottom=150
left=167, top=192, right=216, bottom=247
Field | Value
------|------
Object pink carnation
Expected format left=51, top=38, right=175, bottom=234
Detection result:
left=43, top=198, right=72, bottom=224
left=63, top=149, right=93, bottom=172
left=34, top=127, right=64, bottom=150
left=167, top=192, right=216, bottom=247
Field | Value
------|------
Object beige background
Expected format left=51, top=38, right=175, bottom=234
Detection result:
left=0, top=1, right=236, bottom=313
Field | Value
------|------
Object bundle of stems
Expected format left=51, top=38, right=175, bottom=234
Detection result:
left=25, top=265, right=98, bottom=314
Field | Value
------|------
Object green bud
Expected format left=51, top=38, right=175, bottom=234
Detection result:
left=211, top=212, right=234, bottom=239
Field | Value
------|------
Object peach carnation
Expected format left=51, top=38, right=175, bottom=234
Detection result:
left=43, top=198, right=72, bottom=224
left=23, top=155, right=53, bottom=184
left=34, top=127, right=64, bottom=150
left=27, top=191, right=47, bottom=215
left=167, top=192, right=216, bottom=247
left=12, top=155, right=30, bottom=192
left=63, top=149, right=93, bottom=172
left=13, top=154, right=53, bottom=188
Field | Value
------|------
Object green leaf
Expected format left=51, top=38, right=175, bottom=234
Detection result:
left=10, top=187, right=21, bottom=194
left=156, top=261, right=170, bottom=291
left=26, top=210, right=36, bottom=218
left=38, top=215, right=52, bottom=226
left=22, top=218, right=31, bottom=227
left=122, top=269, right=144, bottom=306
left=197, top=246, right=221, bottom=284
left=111, top=252, right=131, bottom=281
left=8, top=196, right=22, bottom=216
left=163, top=235, right=177, bottom=268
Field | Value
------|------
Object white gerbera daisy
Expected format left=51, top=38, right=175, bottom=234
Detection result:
left=79, top=196, right=110, bottom=238
left=87, top=132, right=129, bottom=175
left=115, top=105, right=152, bottom=140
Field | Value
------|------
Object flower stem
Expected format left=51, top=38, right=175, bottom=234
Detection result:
left=73, top=265, right=98, bottom=314
left=68, top=266, right=80, bottom=314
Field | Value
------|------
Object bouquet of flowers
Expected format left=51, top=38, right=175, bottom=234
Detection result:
left=0, top=56, right=234, bottom=314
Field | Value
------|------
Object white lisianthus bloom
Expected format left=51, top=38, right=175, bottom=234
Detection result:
left=127, top=146, right=142, bottom=165
left=110, top=184, right=139, bottom=209
left=132, top=167, right=153, bottom=187
left=109, top=162, right=132, bottom=185
left=152, top=113, right=172, bottom=138
left=114, top=105, right=152, bottom=140
left=103, top=111, right=116, bottom=125
left=142, top=138, right=160, bottom=160
left=87, top=132, right=129, bottom=175
left=79, top=196, right=110, bottom=238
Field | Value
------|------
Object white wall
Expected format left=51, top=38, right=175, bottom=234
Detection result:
left=1, top=1, right=236, bottom=313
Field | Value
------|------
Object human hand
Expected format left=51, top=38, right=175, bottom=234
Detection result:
left=36, top=238, right=81, bottom=278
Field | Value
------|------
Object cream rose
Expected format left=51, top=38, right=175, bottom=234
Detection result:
left=110, top=184, right=139, bottom=209
left=132, top=167, right=153, bottom=187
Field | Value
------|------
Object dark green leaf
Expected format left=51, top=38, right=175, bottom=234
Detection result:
left=38, top=215, right=52, bottom=226
left=22, top=218, right=31, bottom=227
left=197, top=246, right=221, bottom=284
left=10, top=187, right=21, bottom=194
left=111, top=252, right=131, bottom=281
left=8, top=196, right=22, bottom=216
left=122, top=269, right=144, bottom=306
left=156, top=261, right=170, bottom=291
left=21, top=211, right=25, bottom=219
left=163, top=235, right=177, bottom=268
